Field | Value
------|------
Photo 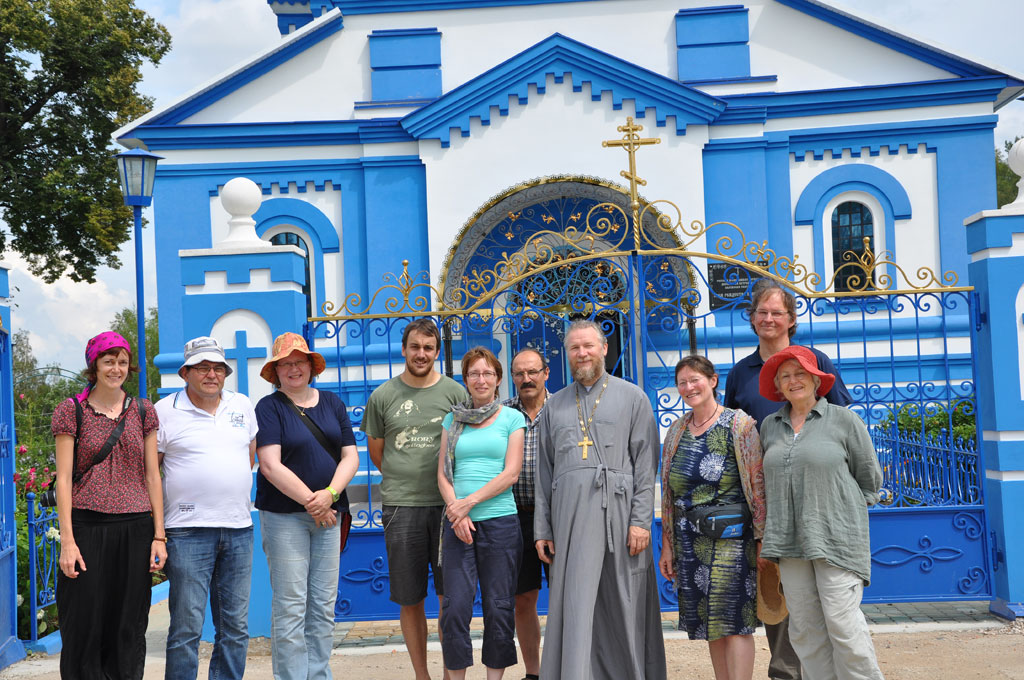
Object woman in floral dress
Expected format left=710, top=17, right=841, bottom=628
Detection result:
left=658, top=355, right=766, bottom=680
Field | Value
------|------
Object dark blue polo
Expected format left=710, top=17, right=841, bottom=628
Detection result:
left=723, top=346, right=852, bottom=428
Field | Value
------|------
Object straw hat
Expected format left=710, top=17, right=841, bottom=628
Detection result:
left=758, top=345, right=835, bottom=402
left=259, top=332, right=326, bottom=383
left=757, top=560, right=789, bottom=625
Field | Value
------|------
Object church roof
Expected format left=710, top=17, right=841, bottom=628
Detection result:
left=401, top=32, right=727, bottom=147
left=114, top=1, right=1023, bottom=149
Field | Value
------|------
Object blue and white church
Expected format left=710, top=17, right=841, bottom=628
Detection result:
left=112, top=0, right=1024, bottom=626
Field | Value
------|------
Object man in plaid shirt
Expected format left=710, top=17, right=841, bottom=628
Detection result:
left=502, top=348, right=550, bottom=680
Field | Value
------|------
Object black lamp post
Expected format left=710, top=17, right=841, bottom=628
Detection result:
left=114, top=148, right=162, bottom=399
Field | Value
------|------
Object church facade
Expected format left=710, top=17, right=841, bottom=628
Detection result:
left=114, top=0, right=1024, bottom=624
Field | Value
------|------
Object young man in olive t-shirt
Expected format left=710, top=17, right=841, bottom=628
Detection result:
left=361, top=319, right=466, bottom=680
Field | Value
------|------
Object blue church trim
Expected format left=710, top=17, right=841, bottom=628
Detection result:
left=253, top=198, right=334, bottom=321
left=720, top=76, right=1013, bottom=122
left=304, top=0, right=596, bottom=14
left=254, top=198, right=341, bottom=252
left=401, top=32, right=726, bottom=146
left=127, top=119, right=414, bottom=151
left=675, top=6, right=750, bottom=82
left=180, top=251, right=308, bottom=287
left=794, top=165, right=911, bottom=225
left=129, top=12, right=344, bottom=130
left=369, top=28, right=443, bottom=102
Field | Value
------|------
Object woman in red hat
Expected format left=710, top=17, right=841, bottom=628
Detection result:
left=758, top=345, right=884, bottom=680
left=254, top=332, right=360, bottom=680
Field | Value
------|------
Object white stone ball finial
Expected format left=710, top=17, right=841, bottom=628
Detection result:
left=1005, top=138, right=1024, bottom=212
left=218, top=177, right=271, bottom=248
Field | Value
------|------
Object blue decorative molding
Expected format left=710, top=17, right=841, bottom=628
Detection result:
left=401, top=32, right=726, bottom=146
left=675, top=6, right=750, bottom=82
left=369, top=28, right=443, bottom=102
left=297, top=0, right=597, bottom=14
left=721, top=76, right=1011, bottom=122
left=123, top=12, right=344, bottom=133
left=180, top=251, right=307, bottom=287
left=254, top=198, right=335, bottom=319
left=254, top=197, right=341, bottom=252
left=127, top=119, right=414, bottom=151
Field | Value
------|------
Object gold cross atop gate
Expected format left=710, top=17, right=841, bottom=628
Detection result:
left=602, top=116, right=660, bottom=247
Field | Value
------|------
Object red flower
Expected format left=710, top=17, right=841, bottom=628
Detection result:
left=17, top=444, right=27, bottom=455
left=12, top=473, right=20, bottom=483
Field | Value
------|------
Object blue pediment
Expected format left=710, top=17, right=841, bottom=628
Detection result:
left=401, top=33, right=726, bottom=147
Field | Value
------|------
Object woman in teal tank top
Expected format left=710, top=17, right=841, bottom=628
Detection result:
left=437, top=347, right=526, bottom=679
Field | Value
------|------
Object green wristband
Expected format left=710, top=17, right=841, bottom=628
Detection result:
left=326, top=486, right=341, bottom=502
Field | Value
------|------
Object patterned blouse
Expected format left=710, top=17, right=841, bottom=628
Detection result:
left=661, top=407, right=766, bottom=564
left=51, top=396, right=158, bottom=514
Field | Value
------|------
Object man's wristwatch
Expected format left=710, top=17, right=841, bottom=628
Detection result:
left=326, top=486, right=341, bottom=503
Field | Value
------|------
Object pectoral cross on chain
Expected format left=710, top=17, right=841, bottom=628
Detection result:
left=578, top=434, right=594, bottom=460
left=575, top=375, right=611, bottom=461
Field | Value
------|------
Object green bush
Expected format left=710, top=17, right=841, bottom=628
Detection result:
left=878, top=401, right=976, bottom=443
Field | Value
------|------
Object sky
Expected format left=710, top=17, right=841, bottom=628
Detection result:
left=9, top=0, right=1024, bottom=371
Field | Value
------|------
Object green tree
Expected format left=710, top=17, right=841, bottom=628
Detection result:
left=996, top=138, right=1021, bottom=209
left=0, top=0, right=171, bottom=283
left=110, top=305, right=159, bottom=402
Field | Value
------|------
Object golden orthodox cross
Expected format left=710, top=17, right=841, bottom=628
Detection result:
left=577, top=434, right=594, bottom=460
left=602, top=116, right=660, bottom=247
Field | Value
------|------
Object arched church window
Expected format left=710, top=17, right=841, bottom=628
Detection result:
left=831, top=201, right=874, bottom=292
left=270, top=231, right=313, bottom=319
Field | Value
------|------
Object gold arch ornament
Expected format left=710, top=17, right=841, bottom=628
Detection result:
left=314, top=118, right=969, bottom=321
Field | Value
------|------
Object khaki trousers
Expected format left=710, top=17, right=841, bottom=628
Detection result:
left=778, top=558, right=885, bottom=680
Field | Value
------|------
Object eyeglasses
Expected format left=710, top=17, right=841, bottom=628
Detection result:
left=753, top=309, right=789, bottom=320
left=676, top=377, right=707, bottom=388
left=512, top=368, right=545, bottom=380
left=465, top=371, right=497, bottom=381
left=190, top=363, right=227, bottom=376
left=278, top=359, right=310, bottom=370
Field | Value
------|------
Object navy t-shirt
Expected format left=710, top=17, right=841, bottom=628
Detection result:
left=255, top=390, right=356, bottom=514
left=724, top=345, right=852, bottom=428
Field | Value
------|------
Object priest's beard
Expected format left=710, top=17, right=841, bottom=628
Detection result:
left=571, top=362, right=604, bottom=385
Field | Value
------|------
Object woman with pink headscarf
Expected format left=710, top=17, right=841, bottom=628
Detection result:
left=51, top=331, right=164, bottom=680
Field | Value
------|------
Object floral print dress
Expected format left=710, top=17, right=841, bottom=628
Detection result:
left=664, top=408, right=764, bottom=641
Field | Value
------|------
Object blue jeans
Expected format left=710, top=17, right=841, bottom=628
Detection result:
left=440, top=514, right=522, bottom=671
left=260, top=511, right=340, bottom=680
left=165, top=525, right=254, bottom=680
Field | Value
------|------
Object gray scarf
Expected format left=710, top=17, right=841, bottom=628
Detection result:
left=442, top=397, right=501, bottom=486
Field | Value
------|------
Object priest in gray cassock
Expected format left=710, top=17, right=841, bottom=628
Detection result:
left=535, top=319, right=667, bottom=680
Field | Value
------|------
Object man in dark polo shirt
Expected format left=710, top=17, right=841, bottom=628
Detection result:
left=724, top=279, right=851, bottom=680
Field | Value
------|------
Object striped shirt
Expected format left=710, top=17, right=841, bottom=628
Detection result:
left=503, top=392, right=547, bottom=508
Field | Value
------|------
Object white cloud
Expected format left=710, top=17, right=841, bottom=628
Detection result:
left=138, top=0, right=281, bottom=108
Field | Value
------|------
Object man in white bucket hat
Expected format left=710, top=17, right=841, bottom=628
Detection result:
left=156, top=336, right=259, bottom=680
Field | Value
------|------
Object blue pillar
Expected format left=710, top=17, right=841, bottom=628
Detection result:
left=965, top=209, right=1024, bottom=620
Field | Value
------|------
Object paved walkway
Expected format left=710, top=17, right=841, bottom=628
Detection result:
left=0, top=599, right=1007, bottom=678
left=332, top=600, right=1004, bottom=650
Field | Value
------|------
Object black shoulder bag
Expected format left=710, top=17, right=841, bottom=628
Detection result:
left=273, top=391, right=352, bottom=551
left=40, top=396, right=145, bottom=508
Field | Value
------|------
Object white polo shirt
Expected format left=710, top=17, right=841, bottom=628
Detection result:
left=156, top=389, right=258, bottom=529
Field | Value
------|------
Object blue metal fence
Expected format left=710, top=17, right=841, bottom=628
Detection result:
left=23, top=494, right=58, bottom=644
